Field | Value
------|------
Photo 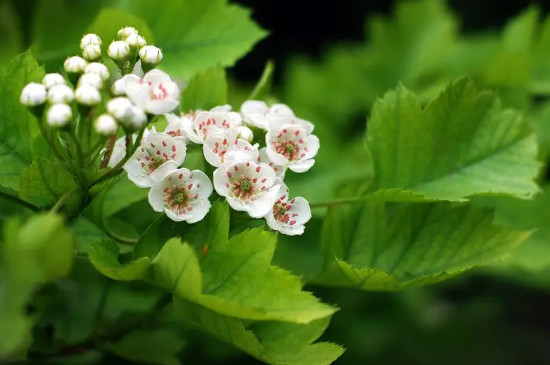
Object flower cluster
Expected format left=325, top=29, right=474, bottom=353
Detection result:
left=20, top=27, right=315, bottom=236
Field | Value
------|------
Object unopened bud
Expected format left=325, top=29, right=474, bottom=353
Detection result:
left=117, top=26, right=138, bottom=40
left=84, top=62, right=109, bottom=81
left=47, top=103, right=72, bottom=127
left=48, top=84, right=74, bottom=104
left=42, top=73, right=65, bottom=89
left=126, top=33, right=146, bottom=48
left=80, top=33, right=102, bottom=49
left=20, top=83, right=47, bottom=106
left=78, top=73, right=103, bottom=89
left=107, top=40, right=130, bottom=61
left=236, top=126, right=254, bottom=142
left=64, top=56, right=88, bottom=73
left=139, top=45, right=163, bottom=66
left=94, top=114, right=118, bottom=136
left=82, top=44, right=102, bottom=61
left=111, top=78, right=127, bottom=96
left=75, top=85, right=101, bottom=106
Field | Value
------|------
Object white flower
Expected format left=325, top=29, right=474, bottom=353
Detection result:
left=82, top=44, right=101, bottom=61
left=94, top=114, right=118, bottom=136
left=107, top=40, right=130, bottom=61
left=111, top=78, right=126, bottom=96
left=80, top=33, right=102, bottom=49
left=64, top=56, right=88, bottom=73
left=148, top=168, right=213, bottom=222
left=117, top=26, right=138, bottom=40
left=123, top=70, right=179, bottom=114
left=265, top=125, right=319, bottom=173
left=203, top=132, right=259, bottom=168
left=42, top=73, right=65, bottom=89
left=257, top=147, right=287, bottom=178
left=126, top=33, right=146, bottom=48
left=241, top=100, right=314, bottom=133
left=75, top=85, right=101, bottom=106
left=213, top=161, right=279, bottom=218
left=47, top=84, right=74, bottom=104
left=139, top=45, right=163, bottom=65
left=183, top=109, right=241, bottom=144
left=264, top=179, right=311, bottom=236
left=20, top=83, right=47, bottom=106
left=164, top=113, right=193, bottom=138
left=46, top=103, right=72, bottom=127
left=77, top=73, right=103, bottom=89
left=123, top=132, right=186, bottom=187
left=85, top=62, right=109, bottom=80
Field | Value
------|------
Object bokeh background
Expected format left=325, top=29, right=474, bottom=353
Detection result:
left=2, top=0, right=550, bottom=364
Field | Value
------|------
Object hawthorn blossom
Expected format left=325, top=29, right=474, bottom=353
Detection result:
left=123, top=132, right=186, bottom=187
left=94, top=114, right=118, bottom=136
left=241, top=100, right=314, bottom=133
left=264, top=179, right=311, bottom=236
left=108, top=40, right=130, bottom=61
left=258, top=147, right=287, bottom=178
left=164, top=113, right=194, bottom=138
left=20, top=83, right=47, bottom=106
left=107, top=97, right=147, bottom=130
left=139, top=45, right=163, bottom=65
left=265, top=125, right=319, bottom=173
left=148, top=168, right=213, bottom=222
left=213, top=161, right=279, bottom=218
left=203, top=132, right=259, bottom=167
left=123, top=70, right=180, bottom=114
left=46, top=104, right=72, bottom=127
left=183, top=109, right=242, bottom=144
left=42, top=73, right=65, bottom=89
left=48, top=84, right=74, bottom=103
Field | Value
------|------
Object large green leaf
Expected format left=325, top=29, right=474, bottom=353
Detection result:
left=0, top=52, right=45, bottom=191
left=316, top=185, right=530, bottom=291
left=19, top=157, right=81, bottom=213
left=174, top=300, right=344, bottom=365
left=91, top=202, right=335, bottom=323
left=180, top=66, right=227, bottom=112
left=366, top=78, right=540, bottom=202
left=0, top=214, right=74, bottom=358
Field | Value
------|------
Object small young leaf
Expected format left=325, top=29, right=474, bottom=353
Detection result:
left=89, top=240, right=150, bottom=281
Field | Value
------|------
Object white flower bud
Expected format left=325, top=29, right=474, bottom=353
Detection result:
left=42, top=73, right=65, bottom=89
left=126, top=33, right=146, bottom=48
left=111, top=78, right=126, bottom=96
left=48, top=84, right=74, bottom=104
left=107, top=97, right=134, bottom=121
left=139, top=45, right=162, bottom=65
left=117, top=26, right=138, bottom=40
left=128, top=106, right=147, bottom=130
left=236, top=126, right=254, bottom=142
left=84, top=62, right=109, bottom=80
left=47, top=103, right=72, bottom=127
left=82, top=44, right=101, bottom=61
left=78, top=73, right=103, bottom=89
left=20, top=82, right=47, bottom=106
left=64, top=56, right=88, bottom=73
left=94, top=114, right=118, bottom=136
left=80, top=33, right=102, bottom=49
left=107, top=40, right=130, bottom=61
left=75, top=85, right=101, bottom=106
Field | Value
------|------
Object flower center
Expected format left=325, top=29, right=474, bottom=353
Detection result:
left=273, top=203, right=290, bottom=223
left=274, top=140, right=300, bottom=161
left=148, top=155, right=166, bottom=171
left=173, top=192, right=186, bottom=203
left=150, top=83, right=168, bottom=100
left=232, top=177, right=256, bottom=200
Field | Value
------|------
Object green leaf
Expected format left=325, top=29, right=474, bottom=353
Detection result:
left=366, top=78, right=540, bottom=202
left=317, top=185, right=530, bottom=291
left=0, top=52, right=45, bottom=191
left=0, top=1, right=23, bottom=63
left=0, top=214, right=74, bottom=357
left=180, top=66, right=227, bottom=112
left=89, top=240, right=150, bottom=281
left=116, top=0, right=267, bottom=79
left=19, top=157, right=81, bottom=213
left=107, top=329, right=185, bottom=365
left=174, top=299, right=344, bottom=365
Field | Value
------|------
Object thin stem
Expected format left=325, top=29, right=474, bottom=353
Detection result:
left=37, top=118, right=65, bottom=161
left=0, top=191, right=40, bottom=212
left=100, top=135, right=117, bottom=169
left=50, top=192, right=71, bottom=214
left=65, top=129, right=84, bottom=169
left=310, top=196, right=368, bottom=209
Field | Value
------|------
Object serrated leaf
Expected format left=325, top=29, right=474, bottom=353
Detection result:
left=317, top=185, right=530, bottom=291
left=174, top=299, right=344, bottom=365
left=366, top=78, right=540, bottom=202
left=0, top=214, right=74, bottom=357
left=19, top=157, right=81, bottom=213
left=89, top=240, right=150, bottom=281
left=0, top=52, right=45, bottom=191
left=180, top=66, right=227, bottom=112
left=107, top=329, right=185, bottom=365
